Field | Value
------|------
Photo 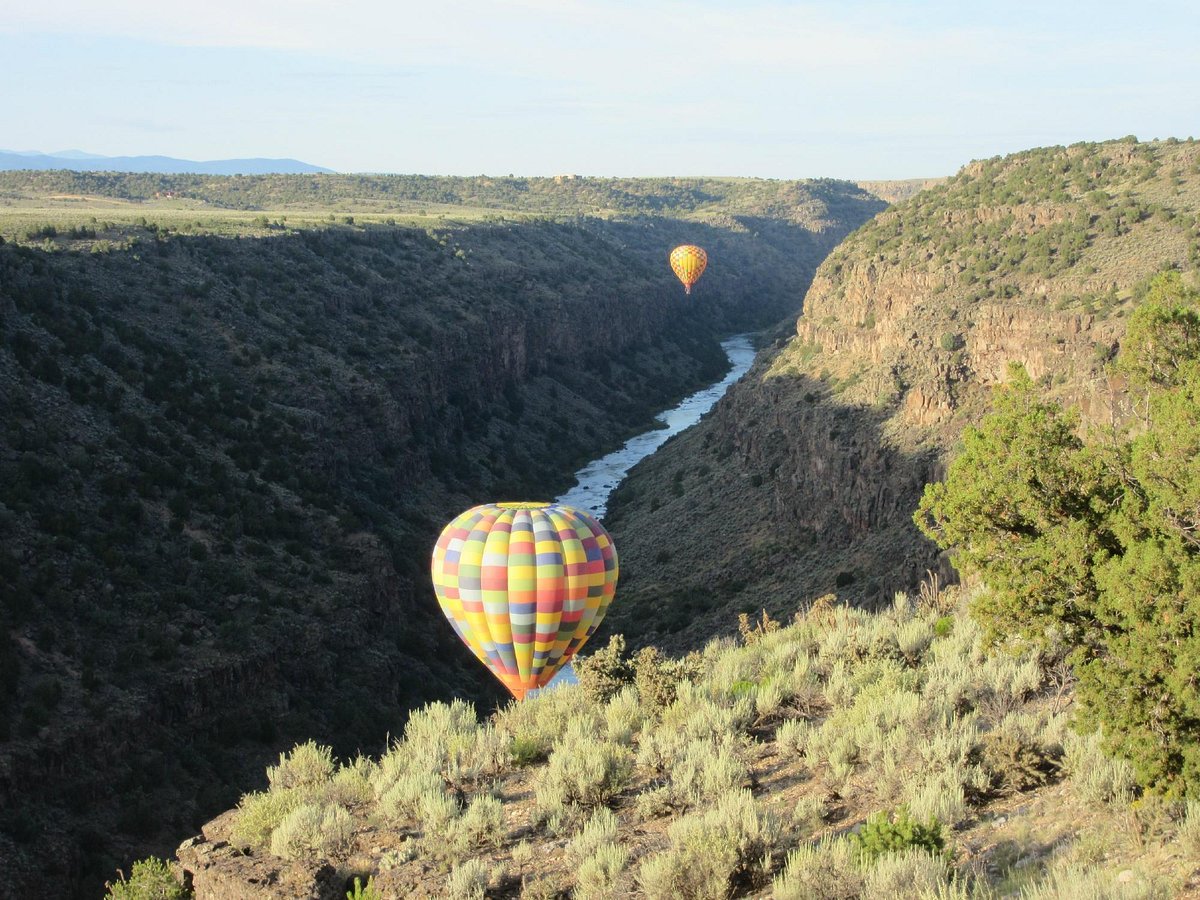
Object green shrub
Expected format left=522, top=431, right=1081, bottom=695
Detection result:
left=452, top=793, right=506, bottom=851
left=1019, top=864, right=1167, bottom=899
left=574, top=842, right=630, bottom=900
left=575, top=635, right=634, bottom=704
left=518, top=873, right=561, bottom=900
left=730, top=679, right=756, bottom=698
left=533, top=719, right=633, bottom=825
left=267, top=741, right=335, bottom=791
left=495, top=682, right=582, bottom=764
left=1064, top=731, right=1136, bottom=806
left=416, top=789, right=459, bottom=838
left=772, top=837, right=863, bottom=900
left=634, top=645, right=702, bottom=710
left=672, top=740, right=750, bottom=807
left=638, top=791, right=779, bottom=900
left=1179, top=800, right=1200, bottom=853
left=232, top=789, right=305, bottom=848
left=850, top=808, right=947, bottom=864
left=863, top=848, right=952, bottom=896
left=510, top=736, right=544, bottom=767
left=896, top=618, right=934, bottom=661
left=903, top=770, right=969, bottom=828
left=980, top=729, right=1054, bottom=795
left=374, top=768, right=442, bottom=824
left=329, top=756, right=376, bottom=806
left=268, top=802, right=353, bottom=860
left=446, top=858, right=489, bottom=900
left=104, top=857, right=189, bottom=900
left=776, top=718, right=813, bottom=757
left=754, top=681, right=784, bottom=721
left=346, top=876, right=382, bottom=900
left=791, top=794, right=826, bottom=836
left=397, top=700, right=491, bottom=791
left=604, top=686, right=644, bottom=744
left=567, top=808, right=620, bottom=864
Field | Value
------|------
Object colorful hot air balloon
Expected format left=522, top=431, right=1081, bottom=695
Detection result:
left=431, top=501, right=619, bottom=700
left=669, top=244, right=708, bottom=295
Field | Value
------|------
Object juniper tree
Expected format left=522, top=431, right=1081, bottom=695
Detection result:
left=917, top=271, right=1200, bottom=797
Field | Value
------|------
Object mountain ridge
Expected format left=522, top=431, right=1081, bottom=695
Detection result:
left=0, top=150, right=332, bottom=175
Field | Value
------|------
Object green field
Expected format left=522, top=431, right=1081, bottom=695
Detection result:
left=0, top=170, right=888, bottom=248
left=0, top=194, right=537, bottom=246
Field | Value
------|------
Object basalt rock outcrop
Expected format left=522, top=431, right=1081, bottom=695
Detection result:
left=605, top=138, right=1200, bottom=650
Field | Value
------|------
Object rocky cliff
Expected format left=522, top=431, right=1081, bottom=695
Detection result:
left=0, top=178, right=882, bottom=897
left=605, top=137, right=1200, bottom=650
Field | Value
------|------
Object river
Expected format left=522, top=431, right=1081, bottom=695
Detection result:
left=542, top=333, right=758, bottom=689
left=555, top=333, right=757, bottom=519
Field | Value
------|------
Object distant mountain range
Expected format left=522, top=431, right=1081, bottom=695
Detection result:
left=0, top=149, right=333, bottom=175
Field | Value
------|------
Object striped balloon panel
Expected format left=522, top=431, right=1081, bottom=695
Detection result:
left=431, top=502, right=618, bottom=699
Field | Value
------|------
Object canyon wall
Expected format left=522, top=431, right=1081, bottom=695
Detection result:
left=605, top=138, right=1200, bottom=650
left=0, top=181, right=882, bottom=897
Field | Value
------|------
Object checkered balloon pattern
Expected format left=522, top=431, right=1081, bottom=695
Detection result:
left=669, top=244, right=708, bottom=295
left=431, top=502, right=619, bottom=700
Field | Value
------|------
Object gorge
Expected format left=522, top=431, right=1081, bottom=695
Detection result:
left=0, top=175, right=882, bottom=897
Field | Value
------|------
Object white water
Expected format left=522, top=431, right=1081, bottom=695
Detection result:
left=542, top=333, right=758, bottom=690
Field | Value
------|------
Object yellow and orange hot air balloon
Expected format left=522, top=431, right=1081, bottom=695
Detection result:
left=431, top=502, right=619, bottom=700
left=669, top=244, right=708, bottom=295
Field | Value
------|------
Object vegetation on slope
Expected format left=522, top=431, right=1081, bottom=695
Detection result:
left=919, top=272, right=1200, bottom=798
left=168, top=589, right=1199, bottom=898
left=161, top=275, right=1200, bottom=891
left=0, top=179, right=882, bottom=897
left=0, top=170, right=882, bottom=228
left=603, top=137, right=1200, bottom=650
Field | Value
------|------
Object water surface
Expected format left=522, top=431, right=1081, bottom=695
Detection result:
left=555, top=333, right=756, bottom=519
left=544, top=333, right=757, bottom=690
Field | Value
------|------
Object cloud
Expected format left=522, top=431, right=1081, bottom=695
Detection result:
left=1, top=1, right=995, bottom=75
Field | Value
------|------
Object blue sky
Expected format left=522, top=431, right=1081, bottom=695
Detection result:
left=3, top=0, right=1198, bottom=178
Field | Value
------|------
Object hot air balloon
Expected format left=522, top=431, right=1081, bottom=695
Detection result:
left=669, top=244, right=708, bottom=295
left=431, top=501, right=619, bottom=700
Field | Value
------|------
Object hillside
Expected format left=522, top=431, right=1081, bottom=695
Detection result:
left=604, top=137, right=1200, bottom=650
left=0, top=178, right=882, bottom=897
left=0, top=171, right=881, bottom=223
left=854, top=178, right=946, bottom=205
left=165, top=590, right=1200, bottom=898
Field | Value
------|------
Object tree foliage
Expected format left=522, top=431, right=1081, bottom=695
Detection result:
left=917, top=271, right=1200, bottom=797
left=849, top=808, right=947, bottom=864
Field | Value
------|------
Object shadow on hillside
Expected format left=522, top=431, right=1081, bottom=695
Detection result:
left=0, top=205, right=887, bottom=897
left=601, top=366, right=947, bottom=651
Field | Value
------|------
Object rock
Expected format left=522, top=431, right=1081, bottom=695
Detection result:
left=178, top=832, right=345, bottom=900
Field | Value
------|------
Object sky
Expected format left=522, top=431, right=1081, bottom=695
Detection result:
left=2, top=0, right=1198, bottom=179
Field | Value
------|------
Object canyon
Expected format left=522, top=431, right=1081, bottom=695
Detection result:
left=0, top=176, right=883, bottom=897
left=604, top=138, right=1200, bottom=650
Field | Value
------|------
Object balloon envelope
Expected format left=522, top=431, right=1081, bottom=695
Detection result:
left=669, top=245, right=708, bottom=294
left=431, top=502, right=619, bottom=700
